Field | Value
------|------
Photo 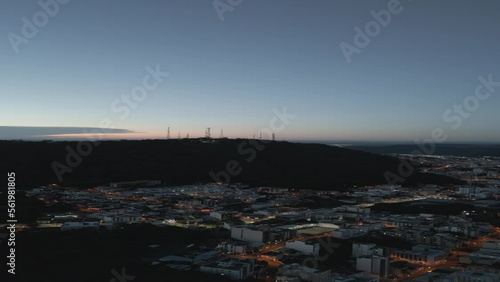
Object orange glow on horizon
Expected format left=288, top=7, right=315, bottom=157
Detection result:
left=36, top=132, right=396, bottom=142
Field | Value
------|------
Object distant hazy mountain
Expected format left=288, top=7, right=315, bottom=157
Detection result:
left=349, top=144, right=500, bottom=157
left=0, top=139, right=462, bottom=190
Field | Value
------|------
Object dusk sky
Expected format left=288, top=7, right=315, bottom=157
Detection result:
left=1, top=0, right=499, bottom=142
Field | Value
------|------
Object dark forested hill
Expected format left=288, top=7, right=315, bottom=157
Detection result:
left=0, top=139, right=462, bottom=189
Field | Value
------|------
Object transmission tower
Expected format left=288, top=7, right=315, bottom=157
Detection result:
left=167, top=127, right=170, bottom=139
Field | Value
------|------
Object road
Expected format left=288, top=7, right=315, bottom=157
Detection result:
left=395, top=228, right=500, bottom=281
left=225, top=231, right=333, bottom=269
left=258, top=231, right=333, bottom=255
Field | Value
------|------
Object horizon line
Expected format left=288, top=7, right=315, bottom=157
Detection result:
left=1, top=137, right=499, bottom=146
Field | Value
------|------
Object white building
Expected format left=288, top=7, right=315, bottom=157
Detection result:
left=286, top=240, right=320, bottom=256
left=222, top=241, right=253, bottom=254
left=210, top=211, right=233, bottom=221
left=60, top=221, right=100, bottom=231
left=231, top=226, right=267, bottom=242
left=335, top=206, right=371, bottom=214
left=332, top=223, right=383, bottom=239
left=459, top=186, right=476, bottom=196
left=352, top=243, right=384, bottom=258
left=104, top=214, right=141, bottom=223
left=390, top=245, right=447, bottom=265
left=200, top=258, right=254, bottom=280
left=356, top=256, right=389, bottom=278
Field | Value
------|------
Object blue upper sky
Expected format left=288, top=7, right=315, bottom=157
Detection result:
left=1, top=0, right=499, bottom=142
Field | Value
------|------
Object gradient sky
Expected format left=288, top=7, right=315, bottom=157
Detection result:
left=1, top=0, right=499, bottom=142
